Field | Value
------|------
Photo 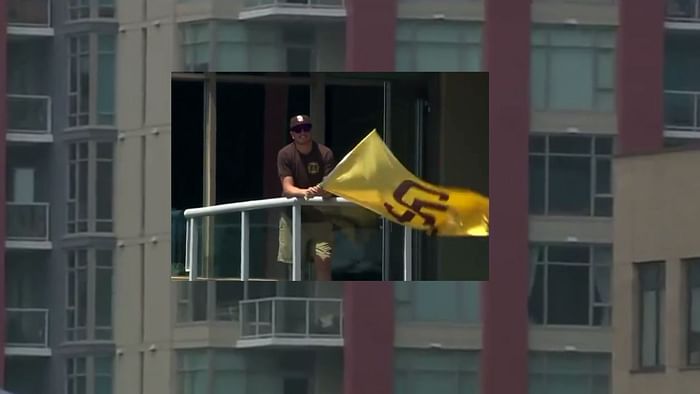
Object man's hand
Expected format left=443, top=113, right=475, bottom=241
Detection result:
left=304, top=185, right=322, bottom=199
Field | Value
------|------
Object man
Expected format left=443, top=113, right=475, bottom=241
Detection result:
left=277, top=114, right=336, bottom=281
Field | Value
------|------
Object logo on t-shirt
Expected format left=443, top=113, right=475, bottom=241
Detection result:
left=307, top=162, right=320, bottom=175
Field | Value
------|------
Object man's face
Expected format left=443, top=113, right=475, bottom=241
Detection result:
left=291, top=124, right=312, bottom=144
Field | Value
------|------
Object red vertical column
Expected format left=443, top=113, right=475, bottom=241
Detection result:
left=481, top=1, right=531, bottom=394
left=617, top=0, right=665, bottom=155
left=343, top=283, right=394, bottom=394
left=344, top=0, right=397, bottom=71
left=343, top=1, right=397, bottom=393
left=262, top=83, right=287, bottom=278
left=263, top=83, right=287, bottom=198
left=0, top=0, right=8, bottom=385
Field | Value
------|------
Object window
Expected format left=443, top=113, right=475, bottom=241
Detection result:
left=66, top=249, right=113, bottom=341
left=176, top=281, right=209, bottom=323
left=66, top=356, right=113, bottom=394
left=396, top=21, right=482, bottom=71
left=531, top=26, right=615, bottom=111
left=529, top=134, right=613, bottom=217
left=529, top=244, right=612, bottom=326
left=182, top=23, right=212, bottom=72
left=394, top=349, right=479, bottom=394
left=68, top=34, right=117, bottom=127
left=178, top=350, right=208, bottom=394
left=687, top=258, right=700, bottom=366
left=68, top=0, right=115, bottom=20
left=529, top=352, right=610, bottom=394
left=637, top=262, right=665, bottom=368
left=283, top=27, right=315, bottom=72
left=395, top=282, right=480, bottom=323
left=68, top=141, right=114, bottom=234
left=176, top=350, right=251, bottom=394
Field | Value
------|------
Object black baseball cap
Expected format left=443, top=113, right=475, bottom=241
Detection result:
left=290, top=114, right=312, bottom=130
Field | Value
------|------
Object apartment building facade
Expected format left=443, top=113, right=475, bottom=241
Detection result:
left=1, top=0, right=699, bottom=394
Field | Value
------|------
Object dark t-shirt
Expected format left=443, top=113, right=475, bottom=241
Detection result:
left=277, top=141, right=336, bottom=221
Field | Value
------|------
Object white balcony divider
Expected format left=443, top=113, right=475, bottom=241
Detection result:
left=7, top=94, right=52, bottom=134
left=6, top=308, right=49, bottom=347
left=183, top=196, right=413, bottom=281
left=6, top=202, right=50, bottom=241
left=238, top=297, right=342, bottom=339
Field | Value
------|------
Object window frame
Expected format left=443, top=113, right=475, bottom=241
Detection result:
left=394, top=282, right=479, bottom=323
left=67, top=0, right=116, bottom=20
left=531, top=26, right=615, bottom=112
left=66, top=355, right=114, bottom=394
left=529, top=243, right=612, bottom=327
left=529, top=133, right=614, bottom=217
left=67, top=33, right=117, bottom=128
left=67, top=141, right=114, bottom=234
left=395, top=20, right=482, bottom=72
left=636, top=261, right=665, bottom=369
left=65, top=248, right=114, bottom=342
left=528, top=351, right=610, bottom=394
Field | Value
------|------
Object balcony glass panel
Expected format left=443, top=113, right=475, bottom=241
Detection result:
left=667, top=0, right=700, bottom=21
left=8, top=95, right=51, bottom=133
left=8, top=0, right=51, bottom=26
left=6, top=308, right=49, bottom=347
left=239, top=297, right=342, bottom=340
left=665, top=91, right=700, bottom=132
left=6, top=203, right=50, bottom=241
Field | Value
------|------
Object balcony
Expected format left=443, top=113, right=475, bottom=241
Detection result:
left=7, top=95, right=52, bottom=143
left=6, top=203, right=51, bottom=249
left=8, top=0, right=53, bottom=35
left=6, top=308, right=50, bottom=356
left=240, top=0, right=346, bottom=21
left=664, top=90, right=700, bottom=139
left=181, top=197, right=411, bottom=281
left=238, top=297, right=343, bottom=347
left=667, top=0, right=700, bottom=24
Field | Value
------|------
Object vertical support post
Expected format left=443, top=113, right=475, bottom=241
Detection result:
left=203, top=73, right=217, bottom=278
left=292, top=202, right=302, bottom=281
left=188, top=218, right=199, bottom=281
left=403, top=226, right=412, bottom=281
left=241, top=211, right=250, bottom=281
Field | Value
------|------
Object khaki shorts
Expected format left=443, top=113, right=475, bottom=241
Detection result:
left=277, top=214, right=333, bottom=264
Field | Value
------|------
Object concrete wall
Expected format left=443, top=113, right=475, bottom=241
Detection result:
left=114, top=0, right=175, bottom=393
left=613, top=148, right=700, bottom=394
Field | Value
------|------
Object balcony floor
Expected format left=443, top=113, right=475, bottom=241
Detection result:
left=5, top=240, right=53, bottom=250
left=7, top=133, right=54, bottom=143
left=8, top=26, right=54, bottom=36
left=5, top=347, right=52, bottom=357
left=236, top=337, right=344, bottom=348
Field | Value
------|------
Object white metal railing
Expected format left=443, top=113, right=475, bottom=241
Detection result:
left=667, top=0, right=700, bottom=21
left=6, top=202, right=50, bottom=241
left=8, top=0, right=52, bottom=27
left=664, top=90, right=700, bottom=134
left=183, top=197, right=413, bottom=281
left=8, top=94, right=52, bottom=134
left=6, top=308, right=49, bottom=347
left=239, top=297, right=342, bottom=339
left=244, top=0, right=344, bottom=8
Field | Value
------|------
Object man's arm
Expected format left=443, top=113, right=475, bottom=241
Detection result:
left=278, top=150, right=307, bottom=198
left=281, top=176, right=311, bottom=198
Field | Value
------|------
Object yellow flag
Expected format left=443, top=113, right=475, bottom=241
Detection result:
left=320, top=129, right=489, bottom=236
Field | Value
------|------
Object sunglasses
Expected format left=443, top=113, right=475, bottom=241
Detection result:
left=292, top=125, right=312, bottom=133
